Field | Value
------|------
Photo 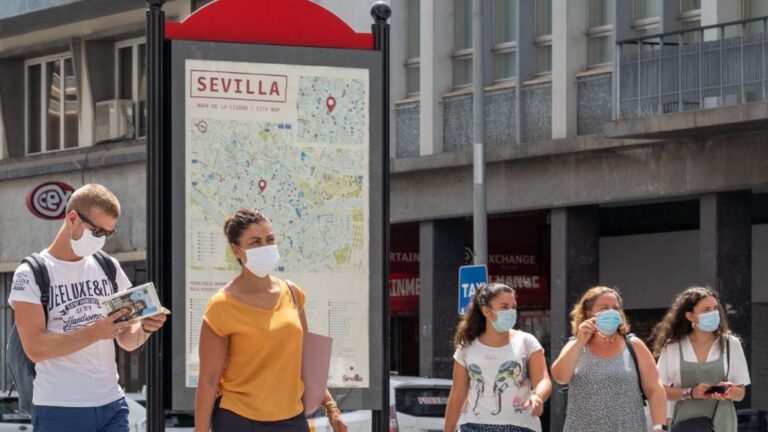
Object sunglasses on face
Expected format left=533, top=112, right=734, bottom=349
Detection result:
left=76, top=211, right=117, bottom=240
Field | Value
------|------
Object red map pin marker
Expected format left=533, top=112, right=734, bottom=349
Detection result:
left=258, top=179, right=267, bottom=192
left=326, top=95, right=336, bottom=113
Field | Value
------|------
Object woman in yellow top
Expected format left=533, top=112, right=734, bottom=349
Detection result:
left=194, top=208, right=348, bottom=432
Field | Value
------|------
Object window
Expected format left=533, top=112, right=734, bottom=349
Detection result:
left=405, top=0, right=420, bottom=95
left=535, top=0, right=552, bottom=75
left=587, top=0, right=614, bottom=67
left=26, top=54, right=79, bottom=154
left=452, top=0, right=473, bottom=87
left=115, top=39, right=147, bottom=138
left=493, top=0, right=517, bottom=81
left=680, top=0, right=701, bottom=43
left=633, top=0, right=661, bottom=36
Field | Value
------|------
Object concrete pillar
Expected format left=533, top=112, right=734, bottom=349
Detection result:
left=551, top=0, right=587, bottom=139
left=700, top=191, right=752, bottom=405
left=389, top=0, right=407, bottom=158
left=550, top=206, right=600, bottom=432
left=614, top=0, right=634, bottom=42
left=419, top=219, right=466, bottom=378
left=515, top=0, right=535, bottom=145
left=419, top=0, right=453, bottom=155
left=661, top=0, right=682, bottom=33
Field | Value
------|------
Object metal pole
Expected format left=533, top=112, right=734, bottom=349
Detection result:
left=472, top=0, right=487, bottom=265
left=699, top=28, right=703, bottom=108
left=658, top=36, right=662, bottom=113
left=740, top=23, right=746, bottom=103
left=763, top=19, right=766, bottom=101
left=371, top=4, right=391, bottom=432
left=637, top=40, right=641, bottom=117
left=614, top=42, right=620, bottom=120
left=678, top=33, right=683, bottom=112
left=146, top=1, right=165, bottom=432
left=719, top=26, right=724, bottom=105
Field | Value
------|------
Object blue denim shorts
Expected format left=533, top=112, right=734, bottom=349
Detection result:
left=33, top=397, right=130, bottom=432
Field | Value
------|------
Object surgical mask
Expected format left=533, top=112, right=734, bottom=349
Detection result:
left=70, top=227, right=106, bottom=257
left=595, top=309, right=623, bottom=335
left=243, top=244, right=280, bottom=277
left=697, top=310, right=721, bottom=333
left=490, top=308, right=517, bottom=332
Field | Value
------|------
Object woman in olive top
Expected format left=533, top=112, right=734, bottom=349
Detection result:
left=194, top=209, right=348, bottom=432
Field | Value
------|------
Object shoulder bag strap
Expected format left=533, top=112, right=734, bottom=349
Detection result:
left=625, top=333, right=647, bottom=403
left=285, top=280, right=308, bottom=333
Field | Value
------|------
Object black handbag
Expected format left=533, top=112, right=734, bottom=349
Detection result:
left=670, top=337, right=730, bottom=432
left=670, top=416, right=715, bottom=432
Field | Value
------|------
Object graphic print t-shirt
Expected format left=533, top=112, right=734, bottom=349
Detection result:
left=454, top=331, right=543, bottom=431
left=8, top=250, right=131, bottom=407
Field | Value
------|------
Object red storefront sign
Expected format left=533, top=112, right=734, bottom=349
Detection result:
left=390, top=223, right=420, bottom=315
left=26, top=181, right=75, bottom=220
left=388, top=212, right=551, bottom=315
left=466, top=211, right=551, bottom=308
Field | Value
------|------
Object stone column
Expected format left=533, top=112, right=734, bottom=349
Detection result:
left=700, top=191, right=752, bottom=406
left=550, top=206, right=600, bottom=432
left=419, top=218, right=466, bottom=378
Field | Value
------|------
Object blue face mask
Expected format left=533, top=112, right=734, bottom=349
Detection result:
left=490, top=308, right=517, bottom=332
left=697, top=310, right=721, bottom=333
left=595, top=309, right=623, bottom=335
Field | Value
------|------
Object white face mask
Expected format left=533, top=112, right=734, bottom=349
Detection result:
left=70, top=227, right=106, bottom=257
left=243, top=244, right=280, bottom=277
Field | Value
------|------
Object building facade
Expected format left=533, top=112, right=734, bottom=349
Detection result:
left=0, top=0, right=767, bottom=428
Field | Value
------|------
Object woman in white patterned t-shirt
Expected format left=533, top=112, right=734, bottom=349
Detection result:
left=444, top=283, right=552, bottom=432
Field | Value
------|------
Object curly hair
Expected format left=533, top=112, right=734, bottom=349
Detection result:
left=651, top=287, right=731, bottom=357
left=569, top=286, right=630, bottom=337
left=223, top=208, right=269, bottom=245
left=453, top=283, right=516, bottom=348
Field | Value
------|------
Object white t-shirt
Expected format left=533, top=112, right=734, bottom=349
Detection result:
left=453, top=330, right=544, bottom=431
left=8, top=250, right=132, bottom=407
left=657, top=334, right=751, bottom=388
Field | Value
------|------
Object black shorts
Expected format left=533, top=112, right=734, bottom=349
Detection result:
left=211, top=405, right=309, bottom=432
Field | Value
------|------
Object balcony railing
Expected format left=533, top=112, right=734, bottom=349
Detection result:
left=615, top=16, right=768, bottom=120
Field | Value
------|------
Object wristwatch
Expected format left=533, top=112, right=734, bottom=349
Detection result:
left=652, top=425, right=668, bottom=431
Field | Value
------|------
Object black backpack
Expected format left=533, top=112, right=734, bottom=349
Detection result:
left=6, top=251, right=117, bottom=415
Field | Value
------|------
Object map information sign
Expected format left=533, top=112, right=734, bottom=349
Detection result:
left=184, top=59, right=370, bottom=388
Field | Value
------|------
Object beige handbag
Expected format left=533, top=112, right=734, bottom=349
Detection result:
left=286, top=281, right=333, bottom=415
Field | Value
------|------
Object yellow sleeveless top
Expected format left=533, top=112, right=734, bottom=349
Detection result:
left=203, top=279, right=305, bottom=421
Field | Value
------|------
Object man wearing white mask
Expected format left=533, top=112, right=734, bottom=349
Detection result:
left=9, top=183, right=167, bottom=432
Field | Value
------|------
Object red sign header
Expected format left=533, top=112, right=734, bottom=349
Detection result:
left=166, top=0, right=374, bottom=50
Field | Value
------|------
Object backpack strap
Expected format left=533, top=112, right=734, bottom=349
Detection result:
left=625, top=333, right=647, bottom=403
left=93, top=251, right=118, bottom=294
left=21, top=253, right=50, bottom=321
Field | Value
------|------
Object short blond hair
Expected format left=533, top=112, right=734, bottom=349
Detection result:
left=66, top=184, right=121, bottom=218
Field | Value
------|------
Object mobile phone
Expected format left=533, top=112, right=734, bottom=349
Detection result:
left=704, top=385, right=727, bottom=394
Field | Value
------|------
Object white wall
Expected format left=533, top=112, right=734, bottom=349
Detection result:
left=600, top=226, right=768, bottom=309
left=313, top=0, right=382, bottom=32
